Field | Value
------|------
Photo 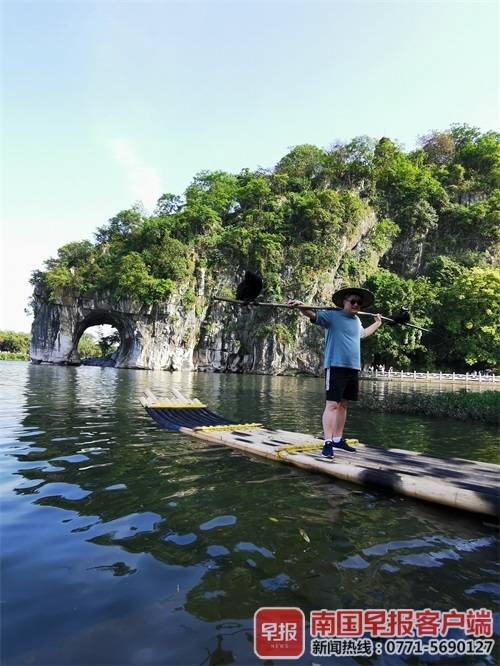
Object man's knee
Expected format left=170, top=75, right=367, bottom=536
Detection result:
left=325, top=400, right=347, bottom=412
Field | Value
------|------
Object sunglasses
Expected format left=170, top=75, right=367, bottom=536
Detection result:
left=347, top=299, right=362, bottom=306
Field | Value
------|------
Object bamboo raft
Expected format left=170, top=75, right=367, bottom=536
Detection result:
left=141, top=390, right=500, bottom=518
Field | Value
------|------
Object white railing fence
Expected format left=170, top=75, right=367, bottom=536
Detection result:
left=360, top=369, right=498, bottom=383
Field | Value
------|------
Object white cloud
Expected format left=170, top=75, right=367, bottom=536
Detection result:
left=109, top=138, right=162, bottom=212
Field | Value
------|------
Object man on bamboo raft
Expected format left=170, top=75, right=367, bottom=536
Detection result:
left=288, top=287, right=382, bottom=458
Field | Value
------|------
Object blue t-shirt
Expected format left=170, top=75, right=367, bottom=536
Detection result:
left=314, top=309, right=363, bottom=370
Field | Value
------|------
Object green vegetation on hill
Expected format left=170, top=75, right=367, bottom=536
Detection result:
left=31, top=124, right=500, bottom=372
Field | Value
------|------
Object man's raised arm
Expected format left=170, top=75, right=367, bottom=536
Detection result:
left=288, top=299, right=316, bottom=322
left=361, top=314, right=383, bottom=339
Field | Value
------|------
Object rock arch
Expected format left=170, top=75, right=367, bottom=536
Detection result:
left=73, top=310, right=130, bottom=366
left=29, top=288, right=196, bottom=370
left=28, top=280, right=326, bottom=374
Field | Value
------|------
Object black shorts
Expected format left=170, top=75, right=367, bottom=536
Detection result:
left=325, top=366, right=359, bottom=402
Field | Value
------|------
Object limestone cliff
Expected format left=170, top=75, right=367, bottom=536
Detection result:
left=30, top=212, right=379, bottom=374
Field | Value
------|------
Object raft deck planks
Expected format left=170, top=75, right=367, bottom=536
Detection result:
left=142, top=391, right=499, bottom=518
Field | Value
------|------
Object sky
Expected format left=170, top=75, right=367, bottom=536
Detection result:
left=1, top=0, right=499, bottom=332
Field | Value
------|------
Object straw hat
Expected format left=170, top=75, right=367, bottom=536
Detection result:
left=332, top=287, right=374, bottom=308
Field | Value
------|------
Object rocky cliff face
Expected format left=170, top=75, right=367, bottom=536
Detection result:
left=30, top=211, right=378, bottom=375
left=30, top=285, right=200, bottom=370
left=29, top=276, right=326, bottom=374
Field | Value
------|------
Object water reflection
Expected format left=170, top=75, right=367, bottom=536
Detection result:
left=1, top=362, right=499, bottom=665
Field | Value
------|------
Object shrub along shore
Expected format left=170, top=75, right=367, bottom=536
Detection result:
left=360, top=389, right=499, bottom=425
left=0, top=351, right=28, bottom=360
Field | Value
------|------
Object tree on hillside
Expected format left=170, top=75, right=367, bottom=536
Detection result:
left=432, top=266, right=500, bottom=369
left=154, top=193, right=183, bottom=216
left=56, top=240, right=94, bottom=267
left=95, top=209, right=144, bottom=244
left=275, top=144, right=327, bottom=191
left=326, top=136, right=376, bottom=192
left=361, top=270, right=435, bottom=369
left=424, top=256, right=465, bottom=286
left=418, top=131, right=455, bottom=165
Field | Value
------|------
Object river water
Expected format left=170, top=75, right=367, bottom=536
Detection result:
left=1, top=361, right=498, bottom=665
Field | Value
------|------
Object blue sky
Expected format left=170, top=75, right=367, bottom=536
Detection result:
left=1, top=0, right=499, bottom=332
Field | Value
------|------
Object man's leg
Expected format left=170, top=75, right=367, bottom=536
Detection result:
left=332, top=399, right=348, bottom=438
left=331, top=399, right=356, bottom=452
left=322, top=399, right=355, bottom=456
left=322, top=400, right=339, bottom=440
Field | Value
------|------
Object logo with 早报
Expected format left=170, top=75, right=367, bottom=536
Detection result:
left=254, top=607, right=305, bottom=659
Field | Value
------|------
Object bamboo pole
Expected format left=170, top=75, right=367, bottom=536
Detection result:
left=213, top=297, right=430, bottom=332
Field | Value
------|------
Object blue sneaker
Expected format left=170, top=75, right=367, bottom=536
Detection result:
left=332, top=438, right=356, bottom=453
left=322, top=440, right=334, bottom=458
